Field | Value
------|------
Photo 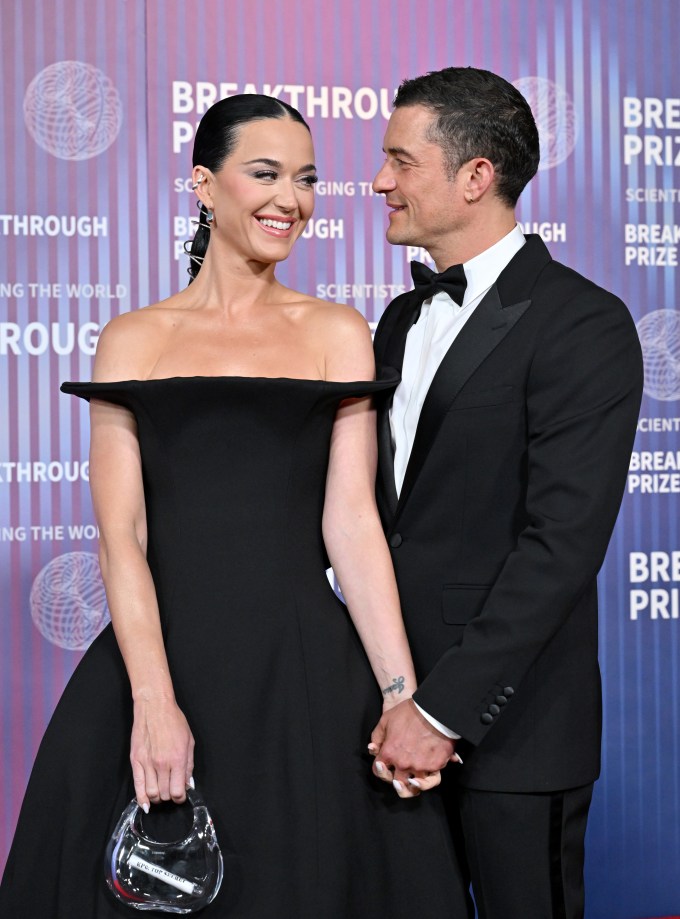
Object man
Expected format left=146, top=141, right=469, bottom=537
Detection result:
left=369, top=67, right=643, bottom=919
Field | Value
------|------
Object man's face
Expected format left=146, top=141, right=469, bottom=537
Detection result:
left=373, top=104, right=467, bottom=255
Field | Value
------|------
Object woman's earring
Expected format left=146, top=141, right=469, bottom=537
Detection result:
left=206, top=210, right=214, bottom=225
left=192, top=174, right=205, bottom=190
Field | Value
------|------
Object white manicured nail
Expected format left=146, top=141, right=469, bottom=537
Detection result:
left=188, top=776, right=195, bottom=789
left=453, top=753, right=464, bottom=765
left=375, top=761, right=385, bottom=774
left=407, top=777, right=421, bottom=788
left=142, top=802, right=150, bottom=814
left=393, top=779, right=404, bottom=792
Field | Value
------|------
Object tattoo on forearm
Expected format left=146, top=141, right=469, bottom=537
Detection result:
left=382, top=675, right=406, bottom=696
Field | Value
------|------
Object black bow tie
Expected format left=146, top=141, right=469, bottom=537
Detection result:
left=410, top=260, right=467, bottom=306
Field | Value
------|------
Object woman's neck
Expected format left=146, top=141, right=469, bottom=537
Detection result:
left=185, top=246, right=281, bottom=313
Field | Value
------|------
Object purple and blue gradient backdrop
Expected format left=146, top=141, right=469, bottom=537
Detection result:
left=1, top=2, right=678, bottom=915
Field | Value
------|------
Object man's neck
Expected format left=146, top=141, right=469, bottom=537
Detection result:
left=430, top=209, right=517, bottom=271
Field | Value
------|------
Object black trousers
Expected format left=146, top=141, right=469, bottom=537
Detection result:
left=445, top=782, right=594, bottom=919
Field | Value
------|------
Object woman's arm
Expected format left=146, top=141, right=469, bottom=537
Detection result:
left=321, top=309, right=438, bottom=796
left=322, top=310, right=416, bottom=703
left=322, top=396, right=417, bottom=705
left=89, top=316, right=194, bottom=811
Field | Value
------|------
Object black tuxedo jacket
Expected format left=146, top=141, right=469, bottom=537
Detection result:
left=374, top=236, right=643, bottom=793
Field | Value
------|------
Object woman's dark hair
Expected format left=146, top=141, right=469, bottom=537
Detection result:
left=394, top=67, right=540, bottom=207
left=186, top=94, right=310, bottom=282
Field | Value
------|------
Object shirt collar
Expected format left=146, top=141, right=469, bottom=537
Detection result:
left=460, top=224, right=526, bottom=307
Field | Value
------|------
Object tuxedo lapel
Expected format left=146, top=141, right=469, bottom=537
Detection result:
left=376, top=290, right=423, bottom=373
left=376, top=406, right=399, bottom=517
left=375, top=290, right=422, bottom=519
left=396, top=285, right=531, bottom=515
left=376, top=235, right=552, bottom=523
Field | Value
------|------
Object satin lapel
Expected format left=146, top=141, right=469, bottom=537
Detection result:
left=376, top=409, right=398, bottom=518
left=374, top=291, right=422, bottom=519
left=396, top=286, right=531, bottom=516
left=376, top=289, right=423, bottom=375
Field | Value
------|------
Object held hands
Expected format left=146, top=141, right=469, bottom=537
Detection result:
left=130, top=696, right=195, bottom=813
left=369, top=698, right=461, bottom=799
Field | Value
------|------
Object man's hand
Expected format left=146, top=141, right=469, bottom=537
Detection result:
left=369, top=698, right=459, bottom=798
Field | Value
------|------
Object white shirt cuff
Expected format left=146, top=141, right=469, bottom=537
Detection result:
left=413, top=701, right=461, bottom=739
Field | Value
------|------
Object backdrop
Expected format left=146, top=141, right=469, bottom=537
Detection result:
left=1, top=1, right=679, bottom=915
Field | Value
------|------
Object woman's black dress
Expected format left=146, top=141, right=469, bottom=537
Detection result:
left=0, top=376, right=468, bottom=917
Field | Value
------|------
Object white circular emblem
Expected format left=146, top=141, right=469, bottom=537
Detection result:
left=513, top=76, right=578, bottom=170
left=23, top=61, right=122, bottom=160
left=30, top=551, right=111, bottom=649
left=636, top=309, right=680, bottom=402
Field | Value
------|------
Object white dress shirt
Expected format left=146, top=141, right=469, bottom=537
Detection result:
left=390, top=225, right=526, bottom=738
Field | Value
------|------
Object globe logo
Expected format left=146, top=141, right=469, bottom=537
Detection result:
left=636, top=309, right=680, bottom=401
left=23, top=61, right=122, bottom=160
left=30, top=551, right=111, bottom=650
left=513, top=76, right=578, bottom=170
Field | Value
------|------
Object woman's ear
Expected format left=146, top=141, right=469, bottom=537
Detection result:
left=191, top=166, right=214, bottom=211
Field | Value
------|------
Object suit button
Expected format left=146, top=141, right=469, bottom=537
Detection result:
left=503, top=686, right=515, bottom=696
left=496, top=695, right=507, bottom=706
left=489, top=704, right=500, bottom=716
left=389, top=533, right=403, bottom=548
left=481, top=713, right=493, bottom=725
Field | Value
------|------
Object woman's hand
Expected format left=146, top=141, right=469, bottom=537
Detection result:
left=369, top=698, right=459, bottom=799
left=369, top=735, right=444, bottom=799
left=368, top=737, right=444, bottom=798
left=130, top=697, right=195, bottom=812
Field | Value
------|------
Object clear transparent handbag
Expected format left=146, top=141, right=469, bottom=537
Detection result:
left=105, top=786, right=224, bottom=913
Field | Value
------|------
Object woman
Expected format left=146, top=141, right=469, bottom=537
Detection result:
left=0, top=95, right=467, bottom=917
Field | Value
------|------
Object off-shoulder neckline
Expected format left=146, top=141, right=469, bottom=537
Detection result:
left=63, top=373, right=398, bottom=386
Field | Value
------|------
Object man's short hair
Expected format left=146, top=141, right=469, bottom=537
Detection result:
left=394, top=67, right=540, bottom=207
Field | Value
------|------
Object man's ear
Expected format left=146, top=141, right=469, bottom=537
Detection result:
left=463, top=157, right=495, bottom=203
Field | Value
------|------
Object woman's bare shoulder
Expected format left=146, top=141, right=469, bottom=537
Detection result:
left=288, top=296, right=375, bottom=381
left=93, top=296, right=185, bottom=381
left=287, top=293, right=371, bottom=338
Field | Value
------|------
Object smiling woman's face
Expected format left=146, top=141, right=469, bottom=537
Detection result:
left=197, top=116, right=317, bottom=264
